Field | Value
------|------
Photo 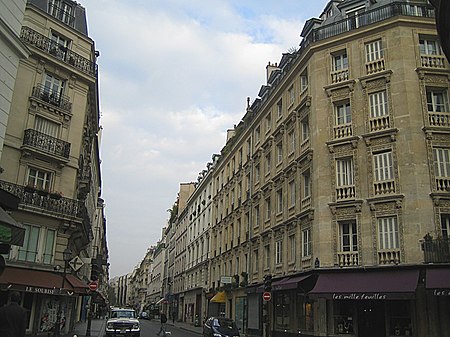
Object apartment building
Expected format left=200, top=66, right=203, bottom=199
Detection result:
left=0, top=0, right=105, bottom=335
left=206, top=1, right=450, bottom=337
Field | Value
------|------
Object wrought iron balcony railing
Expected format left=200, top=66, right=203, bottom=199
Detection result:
left=303, top=2, right=435, bottom=46
left=23, top=129, right=71, bottom=159
left=20, top=26, right=97, bottom=77
left=31, top=84, right=72, bottom=112
left=422, top=234, right=450, bottom=263
left=0, top=180, right=80, bottom=219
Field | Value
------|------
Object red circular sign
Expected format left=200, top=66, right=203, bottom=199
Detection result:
left=263, top=291, right=271, bottom=301
left=89, top=281, right=98, bottom=291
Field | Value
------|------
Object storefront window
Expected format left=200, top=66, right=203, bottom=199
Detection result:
left=275, top=293, right=290, bottom=329
left=297, top=294, right=314, bottom=332
left=334, top=301, right=354, bottom=334
left=389, top=301, right=412, bottom=336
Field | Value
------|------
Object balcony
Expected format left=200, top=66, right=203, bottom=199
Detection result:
left=22, top=129, right=70, bottom=160
left=422, top=234, right=450, bottom=263
left=336, top=185, right=356, bottom=201
left=420, top=54, right=446, bottom=68
left=428, top=111, right=450, bottom=127
left=334, top=123, right=353, bottom=139
left=0, top=180, right=81, bottom=220
left=374, top=179, right=396, bottom=195
left=331, top=69, right=349, bottom=84
left=31, top=84, right=72, bottom=112
left=366, top=58, right=386, bottom=75
left=337, top=251, right=359, bottom=267
left=304, top=2, right=435, bottom=46
left=20, top=26, right=97, bottom=77
left=369, top=115, right=391, bottom=132
left=378, top=249, right=401, bottom=265
left=435, top=176, right=450, bottom=192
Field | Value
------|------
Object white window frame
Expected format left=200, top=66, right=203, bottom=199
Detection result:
left=300, top=69, right=308, bottom=92
left=426, top=88, right=449, bottom=113
left=333, top=51, right=348, bottom=71
left=288, top=130, right=296, bottom=154
left=302, top=228, right=311, bottom=257
left=276, top=142, right=283, bottom=164
left=277, top=99, right=283, bottom=118
left=365, top=39, right=383, bottom=63
left=288, top=234, right=296, bottom=263
left=43, top=73, right=65, bottom=99
left=433, top=147, right=450, bottom=177
left=27, top=167, right=51, bottom=190
left=276, top=189, right=283, bottom=214
left=420, top=38, right=442, bottom=55
left=441, top=215, right=450, bottom=238
left=373, top=151, right=393, bottom=182
left=335, top=102, right=352, bottom=125
left=340, top=221, right=358, bottom=252
left=275, top=240, right=283, bottom=265
left=303, top=171, right=311, bottom=198
left=378, top=217, right=399, bottom=249
left=289, top=180, right=296, bottom=207
left=288, top=86, right=295, bottom=106
left=301, top=118, right=310, bottom=142
left=369, top=90, right=388, bottom=118
left=336, top=158, right=354, bottom=187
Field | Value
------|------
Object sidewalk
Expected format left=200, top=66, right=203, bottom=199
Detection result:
left=30, top=319, right=106, bottom=337
left=168, top=320, right=203, bottom=335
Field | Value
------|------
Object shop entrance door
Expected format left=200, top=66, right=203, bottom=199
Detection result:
left=357, top=302, right=386, bottom=337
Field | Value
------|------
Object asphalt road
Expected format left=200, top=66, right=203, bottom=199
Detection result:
left=140, top=319, right=201, bottom=337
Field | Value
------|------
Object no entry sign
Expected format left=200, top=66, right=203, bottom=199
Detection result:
left=263, top=291, right=271, bottom=301
left=89, top=281, right=98, bottom=291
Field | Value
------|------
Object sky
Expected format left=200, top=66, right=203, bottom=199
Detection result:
left=80, top=0, right=329, bottom=278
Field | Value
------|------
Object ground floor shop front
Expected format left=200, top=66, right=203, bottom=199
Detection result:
left=0, top=265, right=90, bottom=335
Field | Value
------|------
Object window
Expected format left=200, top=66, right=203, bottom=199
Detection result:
left=275, top=293, right=291, bottom=329
left=335, top=102, right=352, bottom=125
left=265, top=197, right=271, bottom=221
left=276, top=189, right=283, bottom=213
left=288, top=86, right=295, bottom=107
left=275, top=240, right=282, bottom=265
left=333, top=51, right=348, bottom=71
left=441, top=214, right=450, bottom=238
left=288, top=235, right=296, bottom=262
left=264, top=245, right=270, bottom=269
left=27, top=168, right=51, bottom=190
left=254, top=249, right=259, bottom=272
left=336, top=158, right=354, bottom=187
left=289, top=180, right=296, bottom=207
left=265, top=113, right=272, bottom=133
left=373, top=151, right=393, bottom=181
left=433, top=148, right=450, bottom=177
left=277, top=99, right=283, bottom=118
left=300, top=69, right=308, bottom=92
left=276, top=142, right=283, bottom=164
left=426, top=88, right=449, bottom=112
left=254, top=205, right=260, bottom=228
left=420, top=38, right=442, bottom=55
left=365, top=39, right=383, bottom=63
left=378, top=217, right=399, bottom=249
left=340, top=222, right=358, bottom=252
left=35, top=115, right=59, bottom=138
left=301, top=118, right=310, bottom=142
left=255, top=163, right=260, bottom=183
left=42, top=228, right=56, bottom=264
left=266, top=153, right=271, bottom=175
left=43, top=73, right=65, bottom=101
left=302, top=228, right=311, bottom=257
left=303, top=171, right=311, bottom=199
left=288, top=130, right=296, bottom=154
left=255, top=126, right=261, bottom=143
left=369, top=90, right=388, bottom=118
left=18, top=224, right=40, bottom=262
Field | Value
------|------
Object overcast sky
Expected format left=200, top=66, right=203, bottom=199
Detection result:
left=80, top=0, right=328, bottom=278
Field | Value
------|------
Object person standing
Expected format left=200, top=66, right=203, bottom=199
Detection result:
left=0, top=291, right=27, bottom=337
left=156, top=311, right=167, bottom=336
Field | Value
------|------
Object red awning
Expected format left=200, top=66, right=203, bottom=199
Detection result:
left=0, top=266, right=89, bottom=295
left=309, top=269, right=419, bottom=300
left=425, top=268, right=450, bottom=289
left=272, top=275, right=312, bottom=291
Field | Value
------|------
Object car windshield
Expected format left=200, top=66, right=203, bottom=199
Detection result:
left=111, top=310, right=135, bottom=318
left=213, top=318, right=236, bottom=328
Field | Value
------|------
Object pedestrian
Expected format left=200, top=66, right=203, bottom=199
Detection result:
left=156, top=311, right=167, bottom=336
left=0, top=291, right=27, bottom=337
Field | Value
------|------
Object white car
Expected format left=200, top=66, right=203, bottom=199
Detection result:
left=105, top=308, right=140, bottom=337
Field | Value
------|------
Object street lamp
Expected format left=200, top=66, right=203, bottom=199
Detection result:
left=54, top=248, right=72, bottom=337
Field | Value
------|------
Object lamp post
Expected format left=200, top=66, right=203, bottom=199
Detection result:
left=54, top=248, right=72, bottom=337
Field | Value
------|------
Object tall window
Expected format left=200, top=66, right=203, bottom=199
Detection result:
left=254, top=249, right=259, bottom=272
left=300, top=69, right=308, bottom=92
left=340, top=221, right=358, bottom=252
left=426, top=88, right=449, bottom=112
left=433, top=148, right=450, bottom=177
left=276, top=142, right=283, bottom=164
left=289, top=180, right=296, bottom=207
left=265, top=197, right=271, bottom=221
left=336, top=158, right=354, bottom=187
left=335, top=102, right=352, bottom=125
left=303, top=171, right=311, bottom=199
left=277, top=99, right=283, bottom=118
left=42, top=228, right=56, bottom=264
left=255, top=126, right=261, bottom=143
left=378, top=217, right=399, bottom=249
left=288, top=130, right=296, bottom=154
left=373, top=151, right=393, bottom=182
left=420, top=38, right=442, bottom=55
left=369, top=90, right=388, bottom=117
left=333, top=51, right=348, bottom=71
left=265, top=113, right=272, bottom=133
left=276, top=189, right=283, bottom=213
left=264, top=245, right=270, bottom=269
left=441, top=215, right=450, bottom=238
left=18, top=224, right=40, bottom=262
left=35, top=116, right=59, bottom=138
left=27, top=168, right=51, bottom=190
left=301, top=118, right=310, bottom=143
left=275, top=240, right=283, bottom=265
left=254, top=205, right=260, bottom=228
left=302, top=228, right=311, bottom=257
left=288, top=86, right=295, bottom=107
left=288, top=235, right=296, bottom=263
left=255, top=163, right=260, bottom=183
left=266, top=153, right=271, bottom=175
left=365, top=39, right=383, bottom=63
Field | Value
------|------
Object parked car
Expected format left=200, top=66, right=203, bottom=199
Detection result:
left=105, top=307, right=140, bottom=337
left=139, top=311, right=149, bottom=319
left=203, top=317, right=240, bottom=337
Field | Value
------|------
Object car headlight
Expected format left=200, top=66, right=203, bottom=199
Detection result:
left=106, top=322, right=114, bottom=329
left=213, top=333, right=222, bottom=337
left=133, top=323, right=140, bottom=329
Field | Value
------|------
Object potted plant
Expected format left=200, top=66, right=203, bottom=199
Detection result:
left=49, top=191, right=63, bottom=199
left=36, top=188, right=48, bottom=197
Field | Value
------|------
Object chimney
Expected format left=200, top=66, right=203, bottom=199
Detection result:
left=266, top=62, right=279, bottom=83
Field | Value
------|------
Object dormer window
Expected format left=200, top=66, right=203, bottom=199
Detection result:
left=48, top=0, right=75, bottom=26
left=346, top=5, right=365, bottom=29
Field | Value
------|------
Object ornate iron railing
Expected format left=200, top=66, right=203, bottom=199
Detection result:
left=303, top=2, right=435, bottom=46
left=31, top=84, right=72, bottom=112
left=0, top=180, right=80, bottom=219
left=23, top=129, right=71, bottom=159
left=422, top=234, right=450, bottom=263
left=20, top=26, right=97, bottom=77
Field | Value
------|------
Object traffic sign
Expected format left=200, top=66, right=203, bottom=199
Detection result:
left=88, top=281, right=98, bottom=291
left=263, top=291, right=271, bottom=301
left=69, top=256, right=84, bottom=271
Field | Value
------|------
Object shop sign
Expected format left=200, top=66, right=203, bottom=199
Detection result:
left=25, top=286, right=58, bottom=295
left=433, top=289, right=450, bottom=296
left=332, top=293, right=387, bottom=300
